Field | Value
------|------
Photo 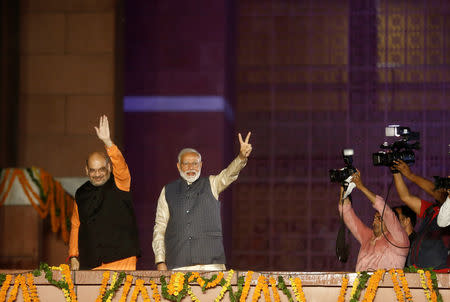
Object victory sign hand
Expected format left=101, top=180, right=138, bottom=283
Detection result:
left=238, top=132, right=252, bottom=159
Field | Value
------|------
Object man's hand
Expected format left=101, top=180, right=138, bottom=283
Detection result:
left=70, top=257, right=80, bottom=270
left=352, top=170, right=364, bottom=189
left=392, top=160, right=413, bottom=178
left=238, top=132, right=252, bottom=159
left=156, top=262, right=168, bottom=271
left=94, top=115, right=113, bottom=147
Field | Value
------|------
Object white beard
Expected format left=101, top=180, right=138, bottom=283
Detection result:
left=180, top=169, right=201, bottom=184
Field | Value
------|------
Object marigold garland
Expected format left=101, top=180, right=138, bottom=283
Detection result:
left=0, top=168, right=74, bottom=242
left=25, top=273, right=39, bottom=302
left=362, top=269, right=384, bottom=302
left=349, top=271, right=370, bottom=302
left=118, top=275, right=133, bottom=302
left=418, top=269, right=432, bottom=302
left=167, top=272, right=185, bottom=296
left=206, top=273, right=224, bottom=289
left=129, top=278, right=151, bottom=302
left=19, top=275, right=32, bottom=302
left=187, top=285, right=200, bottom=302
left=425, top=271, right=437, bottom=302
left=349, top=274, right=360, bottom=299
left=215, top=269, right=234, bottom=302
left=240, top=271, right=254, bottom=302
left=397, top=269, right=413, bottom=302
left=389, top=269, right=404, bottom=302
left=0, top=275, right=12, bottom=302
left=261, top=277, right=271, bottom=302
left=289, top=277, right=306, bottom=302
left=269, top=277, right=281, bottom=302
left=149, top=280, right=161, bottom=302
left=251, top=275, right=265, bottom=302
left=337, top=276, right=349, bottom=302
left=6, top=275, right=21, bottom=302
left=428, top=270, right=443, bottom=302
left=2, top=264, right=450, bottom=302
left=228, top=275, right=246, bottom=302
left=276, top=276, right=294, bottom=302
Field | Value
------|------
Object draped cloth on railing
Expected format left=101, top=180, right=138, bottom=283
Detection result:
left=0, top=167, right=74, bottom=243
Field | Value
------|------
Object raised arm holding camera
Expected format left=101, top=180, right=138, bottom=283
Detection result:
left=338, top=170, right=409, bottom=271
left=393, top=160, right=447, bottom=204
left=392, top=162, right=449, bottom=270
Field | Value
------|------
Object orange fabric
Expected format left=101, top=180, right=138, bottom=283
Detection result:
left=93, top=256, right=137, bottom=270
left=68, top=144, right=132, bottom=264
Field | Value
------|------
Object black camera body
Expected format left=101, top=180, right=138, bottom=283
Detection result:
left=434, top=176, right=450, bottom=190
left=372, top=126, right=420, bottom=167
left=329, top=149, right=357, bottom=184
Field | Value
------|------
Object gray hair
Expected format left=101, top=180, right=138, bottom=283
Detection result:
left=177, top=148, right=202, bottom=163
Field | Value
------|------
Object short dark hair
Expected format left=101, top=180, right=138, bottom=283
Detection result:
left=393, top=205, right=417, bottom=227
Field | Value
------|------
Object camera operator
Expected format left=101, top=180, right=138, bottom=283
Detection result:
left=392, top=160, right=449, bottom=270
left=338, top=170, right=409, bottom=271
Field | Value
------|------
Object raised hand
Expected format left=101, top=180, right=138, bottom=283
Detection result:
left=352, top=169, right=364, bottom=189
left=392, top=160, right=412, bottom=177
left=94, top=115, right=113, bottom=147
left=238, top=132, right=252, bottom=159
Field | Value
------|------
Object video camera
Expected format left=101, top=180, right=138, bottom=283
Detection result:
left=373, top=125, right=420, bottom=167
left=329, top=149, right=357, bottom=184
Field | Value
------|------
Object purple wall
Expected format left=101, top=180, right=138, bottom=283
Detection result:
left=124, top=0, right=234, bottom=269
left=124, top=0, right=449, bottom=271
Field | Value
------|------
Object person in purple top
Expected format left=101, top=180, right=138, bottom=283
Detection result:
left=338, top=170, right=410, bottom=271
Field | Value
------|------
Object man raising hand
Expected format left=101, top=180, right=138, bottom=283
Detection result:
left=152, top=132, right=252, bottom=270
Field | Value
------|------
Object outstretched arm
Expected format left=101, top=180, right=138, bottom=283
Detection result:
left=393, top=172, right=422, bottom=215
left=337, top=187, right=372, bottom=244
left=352, top=170, right=377, bottom=205
left=95, top=115, right=131, bottom=191
left=393, top=160, right=446, bottom=204
left=210, top=132, right=252, bottom=198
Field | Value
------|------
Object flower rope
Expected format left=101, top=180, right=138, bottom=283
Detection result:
left=418, top=269, right=432, bottom=302
left=0, top=275, right=12, bottom=302
left=362, top=269, right=384, bottom=302
left=214, top=269, right=234, bottom=302
left=149, top=280, right=161, bottom=302
left=118, top=274, right=133, bottom=302
left=397, top=269, right=413, bottom=302
left=6, top=275, right=21, bottom=302
left=269, top=277, right=281, bottom=302
left=277, top=276, right=294, bottom=302
left=349, top=271, right=370, bottom=302
left=337, top=275, right=349, bottom=302
left=240, top=271, right=254, bottom=302
left=289, top=277, right=306, bottom=302
left=425, top=271, right=437, bottom=302
left=26, top=273, right=39, bottom=302
left=251, top=275, right=265, bottom=302
left=389, top=269, right=404, bottom=302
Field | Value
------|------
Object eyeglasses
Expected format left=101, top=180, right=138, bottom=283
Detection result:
left=88, top=167, right=108, bottom=174
left=181, top=161, right=200, bottom=168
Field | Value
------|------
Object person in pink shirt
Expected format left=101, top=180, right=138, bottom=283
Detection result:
left=339, top=171, right=410, bottom=271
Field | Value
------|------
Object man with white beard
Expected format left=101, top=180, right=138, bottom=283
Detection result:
left=152, top=132, right=252, bottom=270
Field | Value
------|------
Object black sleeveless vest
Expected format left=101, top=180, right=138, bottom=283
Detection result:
left=75, top=176, right=141, bottom=269
left=164, top=177, right=225, bottom=269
